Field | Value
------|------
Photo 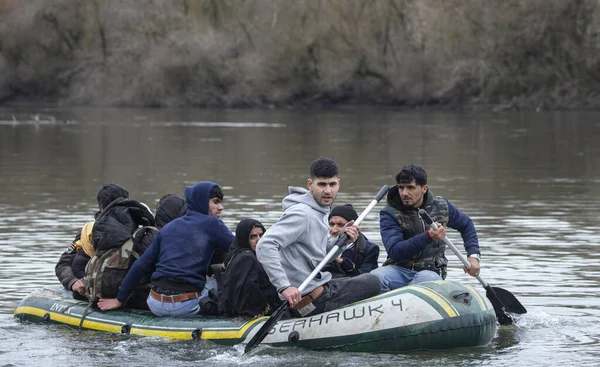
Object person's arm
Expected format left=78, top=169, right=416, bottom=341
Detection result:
left=356, top=241, right=380, bottom=274
left=446, top=200, right=480, bottom=256
left=256, top=209, right=306, bottom=293
left=380, top=209, right=430, bottom=262
left=55, top=236, right=80, bottom=291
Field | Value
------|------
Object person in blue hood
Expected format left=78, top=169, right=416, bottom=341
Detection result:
left=97, top=182, right=234, bottom=316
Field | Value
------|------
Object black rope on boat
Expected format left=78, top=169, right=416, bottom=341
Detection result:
left=43, top=313, right=50, bottom=321
left=121, top=324, right=131, bottom=334
left=78, top=300, right=93, bottom=328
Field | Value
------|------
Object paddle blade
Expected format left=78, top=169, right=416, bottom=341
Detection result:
left=244, top=302, right=289, bottom=354
left=490, top=286, right=527, bottom=314
left=485, top=285, right=526, bottom=325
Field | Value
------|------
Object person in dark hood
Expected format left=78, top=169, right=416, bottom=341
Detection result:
left=154, top=194, right=187, bottom=229
left=370, top=164, right=481, bottom=292
left=218, top=218, right=282, bottom=318
left=55, top=184, right=129, bottom=298
left=97, top=182, right=234, bottom=316
left=323, top=204, right=380, bottom=278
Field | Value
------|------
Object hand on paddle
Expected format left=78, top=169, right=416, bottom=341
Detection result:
left=342, top=220, right=359, bottom=244
left=97, top=298, right=122, bottom=311
left=427, top=222, right=446, bottom=241
left=281, top=286, right=302, bottom=308
left=464, top=257, right=481, bottom=277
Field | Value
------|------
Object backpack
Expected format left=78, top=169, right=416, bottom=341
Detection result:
left=84, top=225, right=157, bottom=301
left=83, top=198, right=156, bottom=302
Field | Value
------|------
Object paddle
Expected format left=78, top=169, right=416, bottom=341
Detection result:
left=244, top=185, right=389, bottom=354
left=418, top=209, right=527, bottom=325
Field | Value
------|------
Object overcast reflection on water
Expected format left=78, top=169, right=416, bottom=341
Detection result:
left=0, top=107, right=599, bottom=366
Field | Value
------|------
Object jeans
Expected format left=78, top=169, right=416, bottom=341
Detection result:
left=370, top=264, right=442, bottom=293
left=305, top=273, right=381, bottom=316
left=146, top=294, right=201, bottom=316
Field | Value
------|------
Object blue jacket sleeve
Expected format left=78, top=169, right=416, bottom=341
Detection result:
left=357, top=241, right=380, bottom=274
left=116, top=233, right=161, bottom=302
left=379, top=208, right=431, bottom=262
left=446, top=201, right=480, bottom=256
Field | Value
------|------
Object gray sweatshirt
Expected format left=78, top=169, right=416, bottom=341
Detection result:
left=256, top=186, right=334, bottom=295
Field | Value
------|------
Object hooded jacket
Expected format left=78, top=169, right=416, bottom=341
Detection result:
left=219, top=219, right=281, bottom=317
left=256, top=186, right=333, bottom=295
left=155, top=194, right=187, bottom=229
left=116, top=182, right=234, bottom=302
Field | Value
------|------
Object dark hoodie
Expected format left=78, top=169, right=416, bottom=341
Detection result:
left=116, top=182, right=234, bottom=302
left=219, top=219, right=281, bottom=317
left=155, top=194, right=187, bottom=229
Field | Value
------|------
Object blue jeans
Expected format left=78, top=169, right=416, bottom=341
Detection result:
left=146, top=294, right=201, bottom=316
left=370, top=264, right=442, bottom=293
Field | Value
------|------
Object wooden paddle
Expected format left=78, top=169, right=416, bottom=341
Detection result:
left=418, top=209, right=527, bottom=325
left=244, top=185, right=389, bottom=354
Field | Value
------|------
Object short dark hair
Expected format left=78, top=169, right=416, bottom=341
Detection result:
left=395, top=164, right=427, bottom=186
left=309, top=157, right=339, bottom=179
left=210, top=185, right=224, bottom=200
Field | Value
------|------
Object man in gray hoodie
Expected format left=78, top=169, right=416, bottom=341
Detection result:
left=256, top=157, right=381, bottom=317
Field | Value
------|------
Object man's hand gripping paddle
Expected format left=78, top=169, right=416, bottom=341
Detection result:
left=244, top=185, right=389, bottom=354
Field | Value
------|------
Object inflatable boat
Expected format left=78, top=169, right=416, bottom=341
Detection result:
left=14, top=280, right=497, bottom=353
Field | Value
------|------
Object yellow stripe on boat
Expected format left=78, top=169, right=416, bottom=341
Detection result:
left=14, top=306, right=123, bottom=333
left=410, top=286, right=458, bottom=318
left=15, top=305, right=266, bottom=340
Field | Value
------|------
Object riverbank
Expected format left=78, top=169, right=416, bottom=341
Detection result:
left=1, top=0, right=599, bottom=110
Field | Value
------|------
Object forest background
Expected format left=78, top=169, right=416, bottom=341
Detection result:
left=1, top=0, right=599, bottom=110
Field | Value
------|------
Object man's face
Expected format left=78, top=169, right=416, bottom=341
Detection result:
left=208, top=197, right=224, bottom=217
left=329, top=215, right=348, bottom=237
left=398, top=179, right=427, bottom=208
left=308, top=177, right=340, bottom=206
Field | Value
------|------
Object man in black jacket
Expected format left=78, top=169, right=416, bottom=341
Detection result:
left=55, top=184, right=129, bottom=297
left=324, top=204, right=380, bottom=277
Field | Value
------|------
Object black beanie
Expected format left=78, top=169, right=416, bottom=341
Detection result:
left=329, top=204, right=358, bottom=222
left=96, top=184, right=129, bottom=209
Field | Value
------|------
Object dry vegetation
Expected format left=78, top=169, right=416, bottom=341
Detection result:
left=1, top=0, right=599, bottom=109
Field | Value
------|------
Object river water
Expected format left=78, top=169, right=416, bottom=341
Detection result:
left=0, top=106, right=599, bottom=366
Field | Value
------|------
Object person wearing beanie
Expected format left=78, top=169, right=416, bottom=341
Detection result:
left=324, top=204, right=380, bottom=277
left=55, top=184, right=130, bottom=298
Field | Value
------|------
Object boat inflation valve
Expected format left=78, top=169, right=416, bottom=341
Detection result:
left=192, top=328, right=203, bottom=340
left=450, top=290, right=472, bottom=306
left=288, top=330, right=300, bottom=343
left=43, top=313, right=51, bottom=321
left=121, top=324, right=131, bottom=334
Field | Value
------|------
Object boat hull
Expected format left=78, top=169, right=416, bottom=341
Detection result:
left=14, top=280, right=497, bottom=353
